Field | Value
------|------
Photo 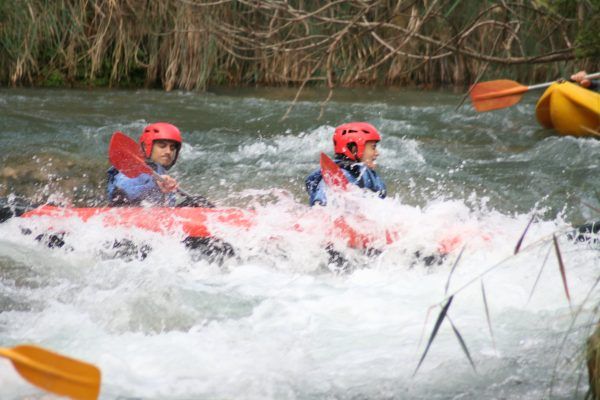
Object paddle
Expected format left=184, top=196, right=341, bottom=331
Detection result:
left=469, top=72, right=600, bottom=112
left=108, top=131, right=195, bottom=199
left=319, top=152, right=349, bottom=191
left=0, top=344, right=101, bottom=399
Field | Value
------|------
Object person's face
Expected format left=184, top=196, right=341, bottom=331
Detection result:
left=360, top=140, right=379, bottom=169
left=150, top=140, right=178, bottom=167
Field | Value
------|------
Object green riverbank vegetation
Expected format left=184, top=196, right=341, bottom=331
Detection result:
left=1, top=0, right=599, bottom=90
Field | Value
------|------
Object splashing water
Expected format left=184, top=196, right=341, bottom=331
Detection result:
left=1, top=88, right=599, bottom=399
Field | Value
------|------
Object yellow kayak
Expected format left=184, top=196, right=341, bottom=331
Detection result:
left=535, top=81, right=600, bottom=137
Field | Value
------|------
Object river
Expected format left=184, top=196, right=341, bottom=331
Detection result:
left=1, top=87, right=599, bottom=399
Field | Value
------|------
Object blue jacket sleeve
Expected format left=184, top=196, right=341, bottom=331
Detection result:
left=305, top=169, right=327, bottom=206
left=107, top=164, right=177, bottom=206
left=109, top=172, right=158, bottom=203
left=305, top=164, right=386, bottom=206
left=344, top=164, right=386, bottom=199
left=359, top=168, right=387, bottom=199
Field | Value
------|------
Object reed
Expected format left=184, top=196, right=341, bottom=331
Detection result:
left=412, top=214, right=600, bottom=397
left=1, top=0, right=598, bottom=90
left=589, top=323, right=600, bottom=399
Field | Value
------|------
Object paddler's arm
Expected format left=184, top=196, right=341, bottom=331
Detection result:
left=351, top=165, right=387, bottom=199
left=156, top=174, right=178, bottom=193
left=570, top=71, right=600, bottom=92
left=110, top=172, right=161, bottom=203
left=306, top=170, right=327, bottom=206
left=366, top=169, right=387, bottom=199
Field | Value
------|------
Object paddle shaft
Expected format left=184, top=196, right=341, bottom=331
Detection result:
left=473, top=72, right=600, bottom=101
left=146, top=168, right=194, bottom=199
left=527, top=72, right=600, bottom=92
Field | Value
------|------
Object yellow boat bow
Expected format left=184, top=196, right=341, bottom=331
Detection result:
left=535, top=81, right=600, bottom=137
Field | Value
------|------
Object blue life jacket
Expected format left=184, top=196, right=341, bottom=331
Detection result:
left=107, top=162, right=177, bottom=206
left=305, top=158, right=386, bottom=206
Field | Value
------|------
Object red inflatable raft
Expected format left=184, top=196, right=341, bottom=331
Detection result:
left=18, top=204, right=473, bottom=256
left=19, top=205, right=254, bottom=239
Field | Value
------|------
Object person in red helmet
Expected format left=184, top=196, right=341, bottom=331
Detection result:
left=305, top=122, right=386, bottom=206
left=107, top=122, right=212, bottom=207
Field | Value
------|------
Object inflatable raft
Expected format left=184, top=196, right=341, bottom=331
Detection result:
left=11, top=204, right=472, bottom=266
left=18, top=205, right=405, bottom=250
left=535, top=81, right=600, bottom=137
left=19, top=205, right=253, bottom=238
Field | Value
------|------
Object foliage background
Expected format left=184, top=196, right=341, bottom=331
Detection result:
left=0, top=0, right=598, bottom=90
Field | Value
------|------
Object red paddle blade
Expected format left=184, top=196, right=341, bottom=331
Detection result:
left=320, top=153, right=349, bottom=191
left=469, top=79, right=528, bottom=112
left=108, top=132, right=152, bottom=178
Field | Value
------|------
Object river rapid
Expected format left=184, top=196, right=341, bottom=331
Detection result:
left=1, top=87, right=599, bottom=399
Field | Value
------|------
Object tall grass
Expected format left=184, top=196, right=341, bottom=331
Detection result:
left=590, top=324, right=600, bottom=399
left=1, top=0, right=598, bottom=90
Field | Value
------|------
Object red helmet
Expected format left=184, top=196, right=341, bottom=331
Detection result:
left=139, top=122, right=182, bottom=165
left=333, top=122, right=381, bottom=161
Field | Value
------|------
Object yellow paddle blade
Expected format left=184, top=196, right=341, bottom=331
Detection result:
left=469, top=79, right=528, bottom=112
left=0, top=345, right=101, bottom=400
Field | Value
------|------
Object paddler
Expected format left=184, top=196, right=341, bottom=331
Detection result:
left=305, top=122, right=388, bottom=272
left=305, top=122, right=386, bottom=206
left=570, top=70, right=599, bottom=92
left=107, top=122, right=213, bottom=207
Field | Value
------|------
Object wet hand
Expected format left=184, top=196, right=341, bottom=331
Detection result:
left=571, top=70, right=591, bottom=88
left=157, top=175, right=178, bottom=193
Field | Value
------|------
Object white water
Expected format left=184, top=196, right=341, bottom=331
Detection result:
left=2, top=87, right=600, bottom=399
left=1, top=190, right=599, bottom=399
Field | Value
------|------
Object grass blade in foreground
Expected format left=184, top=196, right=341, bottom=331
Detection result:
left=0, top=344, right=101, bottom=399
left=527, top=243, right=553, bottom=304
left=447, top=316, right=477, bottom=373
left=414, top=296, right=454, bottom=376
left=480, top=281, right=496, bottom=353
left=444, top=245, right=465, bottom=295
left=552, top=234, right=571, bottom=310
left=514, top=214, right=535, bottom=254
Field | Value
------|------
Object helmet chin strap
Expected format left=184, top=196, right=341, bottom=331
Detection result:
left=349, top=144, right=359, bottom=161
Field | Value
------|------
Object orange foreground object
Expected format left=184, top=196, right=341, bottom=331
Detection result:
left=469, top=79, right=529, bottom=112
left=0, top=345, right=101, bottom=400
